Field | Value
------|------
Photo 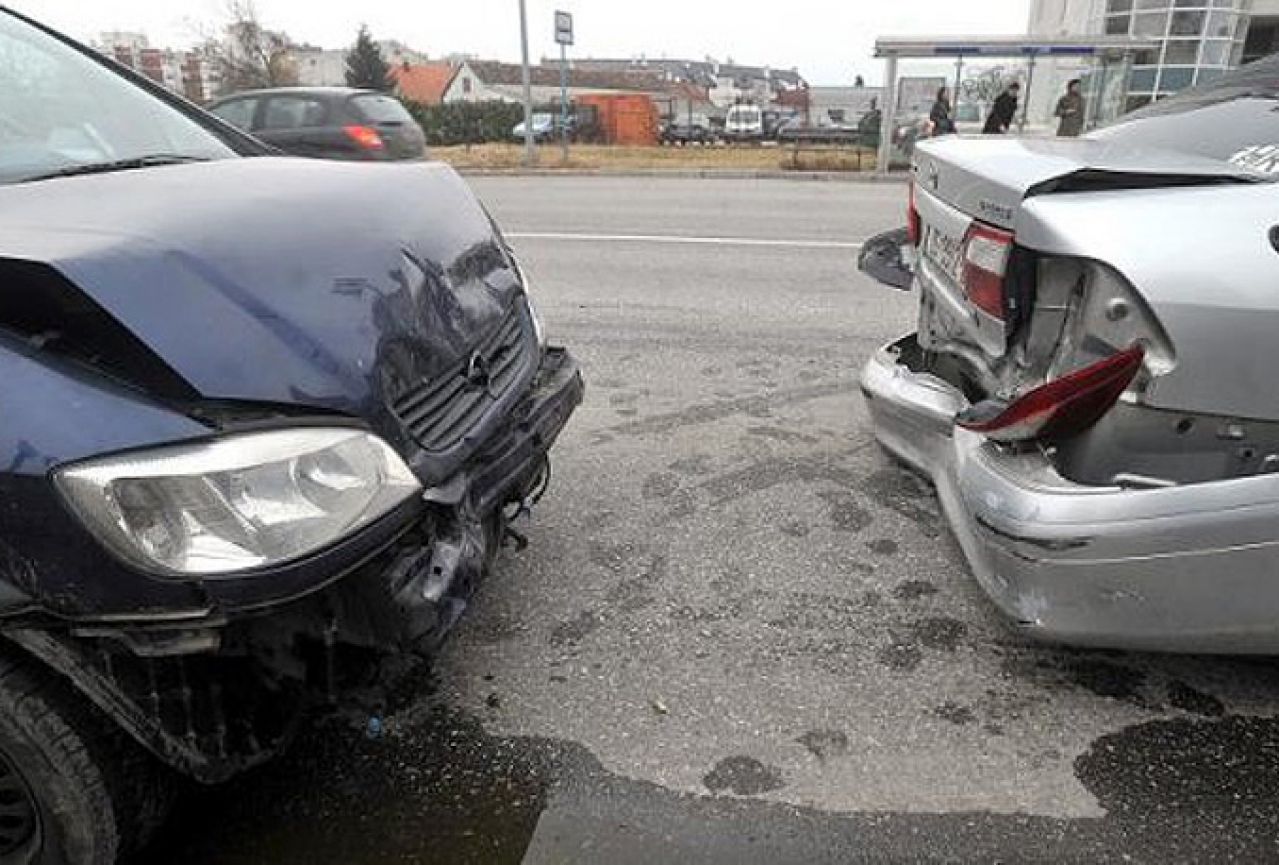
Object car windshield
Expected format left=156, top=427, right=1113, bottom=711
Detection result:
left=1092, top=54, right=1279, bottom=170
left=0, top=12, right=235, bottom=185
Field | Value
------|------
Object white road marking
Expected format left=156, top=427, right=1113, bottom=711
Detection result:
left=505, top=231, right=863, bottom=250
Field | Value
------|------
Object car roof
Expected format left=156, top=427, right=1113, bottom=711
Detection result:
left=209, top=86, right=384, bottom=105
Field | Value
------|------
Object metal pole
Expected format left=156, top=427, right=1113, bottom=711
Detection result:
left=1019, top=55, right=1036, bottom=134
left=518, top=0, right=536, bottom=166
left=877, top=54, right=898, bottom=176
left=954, top=56, right=964, bottom=124
left=560, top=42, right=569, bottom=162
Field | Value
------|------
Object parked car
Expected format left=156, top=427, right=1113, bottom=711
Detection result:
left=723, top=103, right=764, bottom=141
left=0, top=8, right=581, bottom=862
left=207, top=86, right=427, bottom=161
left=661, top=117, right=714, bottom=145
left=511, top=112, right=574, bottom=143
left=858, top=55, right=1279, bottom=654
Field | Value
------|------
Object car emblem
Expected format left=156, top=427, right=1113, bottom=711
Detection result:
left=466, top=351, right=496, bottom=397
left=927, top=163, right=940, bottom=190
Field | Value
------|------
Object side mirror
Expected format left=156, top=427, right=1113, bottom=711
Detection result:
left=857, top=227, right=914, bottom=291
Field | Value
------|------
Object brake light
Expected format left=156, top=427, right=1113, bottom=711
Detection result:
left=956, top=344, right=1145, bottom=443
left=907, top=181, right=921, bottom=246
left=961, top=222, right=1013, bottom=321
left=344, top=125, right=385, bottom=150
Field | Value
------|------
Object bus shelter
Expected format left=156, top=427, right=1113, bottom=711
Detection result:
left=874, top=35, right=1159, bottom=175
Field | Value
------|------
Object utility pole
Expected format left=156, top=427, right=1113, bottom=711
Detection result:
left=519, top=0, right=536, bottom=166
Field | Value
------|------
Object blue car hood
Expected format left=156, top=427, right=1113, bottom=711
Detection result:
left=0, top=157, right=520, bottom=417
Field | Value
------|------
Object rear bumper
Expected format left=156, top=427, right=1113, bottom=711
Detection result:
left=862, top=335, right=1279, bottom=654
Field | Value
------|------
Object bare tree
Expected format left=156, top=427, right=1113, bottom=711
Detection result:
left=202, top=0, right=296, bottom=96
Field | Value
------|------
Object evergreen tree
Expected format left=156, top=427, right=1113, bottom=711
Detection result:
left=345, top=25, right=393, bottom=91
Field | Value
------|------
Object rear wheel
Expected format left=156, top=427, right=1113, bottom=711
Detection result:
left=0, top=653, right=173, bottom=865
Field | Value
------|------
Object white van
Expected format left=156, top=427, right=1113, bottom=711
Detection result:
left=724, top=103, right=764, bottom=140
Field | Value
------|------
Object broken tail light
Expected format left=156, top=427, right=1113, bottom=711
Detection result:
left=956, top=344, right=1145, bottom=444
left=907, top=181, right=921, bottom=246
left=961, top=222, right=1013, bottom=321
left=344, top=125, right=385, bottom=151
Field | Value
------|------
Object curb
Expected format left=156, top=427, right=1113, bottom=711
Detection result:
left=455, top=168, right=908, bottom=183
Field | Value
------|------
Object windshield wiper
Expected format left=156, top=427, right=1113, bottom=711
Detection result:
left=21, top=154, right=210, bottom=183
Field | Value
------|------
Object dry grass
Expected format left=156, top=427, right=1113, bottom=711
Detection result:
left=432, top=143, right=876, bottom=173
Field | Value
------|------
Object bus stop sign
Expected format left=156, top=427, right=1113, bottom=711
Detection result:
left=555, top=11, right=573, bottom=46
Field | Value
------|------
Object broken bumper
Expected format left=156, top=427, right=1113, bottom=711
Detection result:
left=862, top=336, right=1279, bottom=654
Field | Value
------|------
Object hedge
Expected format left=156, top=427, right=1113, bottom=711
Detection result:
left=403, top=100, right=527, bottom=146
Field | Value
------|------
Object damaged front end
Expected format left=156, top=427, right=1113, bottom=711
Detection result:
left=0, top=158, right=583, bottom=780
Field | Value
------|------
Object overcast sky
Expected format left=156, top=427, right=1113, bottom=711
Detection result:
left=14, top=0, right=1031, bottom=85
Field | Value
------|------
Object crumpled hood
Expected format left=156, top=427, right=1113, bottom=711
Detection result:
left=914, top=136, right=1267, bottom=230
left=0, top=157, right=520, bottom=418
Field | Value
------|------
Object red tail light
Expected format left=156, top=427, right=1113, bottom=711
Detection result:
left=344, top=125, right=385, bottom=151
left=956, top=345, right=1145, bottom=443
left=907, top=181, right=921, bottom=246
left=961, top=222, right=1013, bottom=321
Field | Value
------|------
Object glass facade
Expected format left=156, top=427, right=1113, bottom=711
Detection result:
left=1099, top=0, right=1252, bottom=111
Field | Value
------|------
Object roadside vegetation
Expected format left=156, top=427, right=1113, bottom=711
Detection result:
left=431, top=142, right=877, bottom=173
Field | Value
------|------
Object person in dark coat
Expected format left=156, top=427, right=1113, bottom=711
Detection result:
left=1055, top=79, right=1086, bottom=137
left=982, top=82, right=1020, bottom=134
left=929, top=86, right=956, bottom=136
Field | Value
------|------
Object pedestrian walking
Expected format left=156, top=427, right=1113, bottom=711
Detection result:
left=1055, top=78, right=1086, bottom=137
left=982, top=82, right=1020, bottom=134
left=929, top=86, right=956, bottom=136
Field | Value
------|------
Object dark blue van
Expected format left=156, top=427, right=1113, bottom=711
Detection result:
left=0, top=9, right=581, bottom=862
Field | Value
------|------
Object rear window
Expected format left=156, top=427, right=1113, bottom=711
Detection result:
left=261, top=96, right=328, bottom=130
left=351, top=94, right=413, bottom=124
left=1092, top=56, right=1279, bottom=170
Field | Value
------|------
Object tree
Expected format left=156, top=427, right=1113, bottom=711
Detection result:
left=203, top=0, right=296, bottom=95
left=345, top=26, right=393, bottom=91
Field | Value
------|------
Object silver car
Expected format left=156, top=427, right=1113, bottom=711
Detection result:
left=859, top=58, right=1279, bottom=653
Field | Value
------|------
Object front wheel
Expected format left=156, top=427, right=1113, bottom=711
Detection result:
left=0, top=653, right=171, bottom=864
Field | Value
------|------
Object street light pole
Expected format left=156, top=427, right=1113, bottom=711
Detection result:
left=518, top=0, right=536, bottom=166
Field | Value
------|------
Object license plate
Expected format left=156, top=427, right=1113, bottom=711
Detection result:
left=923, top=223, right=963, bottom=283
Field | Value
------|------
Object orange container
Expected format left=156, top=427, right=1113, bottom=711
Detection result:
left=577, top=93, right=658, bottom=146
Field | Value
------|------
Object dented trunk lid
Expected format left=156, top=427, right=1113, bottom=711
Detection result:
left=910, top=136, right=1266, bottom=373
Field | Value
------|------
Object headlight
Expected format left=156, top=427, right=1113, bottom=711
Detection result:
left=55, top=428, right=421, bottom=577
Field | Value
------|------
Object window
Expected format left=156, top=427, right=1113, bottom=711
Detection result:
left=1163, top=40, right=1200, bottom=63
left=0, top=12, right=235, bottom=184
left=1200, top=39, right=1233, bottom=65
left=209, top=97, right=256, bottom=131
left=1205, top=10, right=1237, bottom=39
left=1158, top=67, right=1196, bottom=90
left=261, top=96, right=328, bottom=130
left=1106, top=0, right=1133, bottom=10
left=1129, top=67, right=1158, bottom=91
left=1133, top=11, right=1170, bottom=37
left=1105, top=14, right=1131, bottom=34
left=350, top=94, right=412, bottom=123
left=462, top=77, right=472, bottom=94
left=1170, top=10, right=1206, bottom=36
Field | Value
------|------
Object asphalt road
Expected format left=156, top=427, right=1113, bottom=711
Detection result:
left=139, top=176, right=1279, bottom=864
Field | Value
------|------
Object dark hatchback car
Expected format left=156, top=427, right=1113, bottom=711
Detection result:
left=0, top=8, right=580, bottom=863
left=207, top=86, right=428, bottom=161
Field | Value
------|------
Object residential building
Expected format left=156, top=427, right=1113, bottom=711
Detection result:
left=571, top=57, right=807, bottom=108
left=291, top=40, right=430, bottom=87
left=1028, top=0, right=1279, bottom=121
left=392, top=62, right=459, bottom=106
left=442, top=60, right=667, bottom=105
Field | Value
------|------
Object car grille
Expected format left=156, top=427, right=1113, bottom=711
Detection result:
left=391, top=303, right=533, bottom=453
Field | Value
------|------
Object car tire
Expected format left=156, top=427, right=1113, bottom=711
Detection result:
left=0, top=652, right=173, bottom=865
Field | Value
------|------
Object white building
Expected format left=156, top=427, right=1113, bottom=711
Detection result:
left=292, top=40, right=431, bottom=87
left=1028, top=0, right=1279, bottom=124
